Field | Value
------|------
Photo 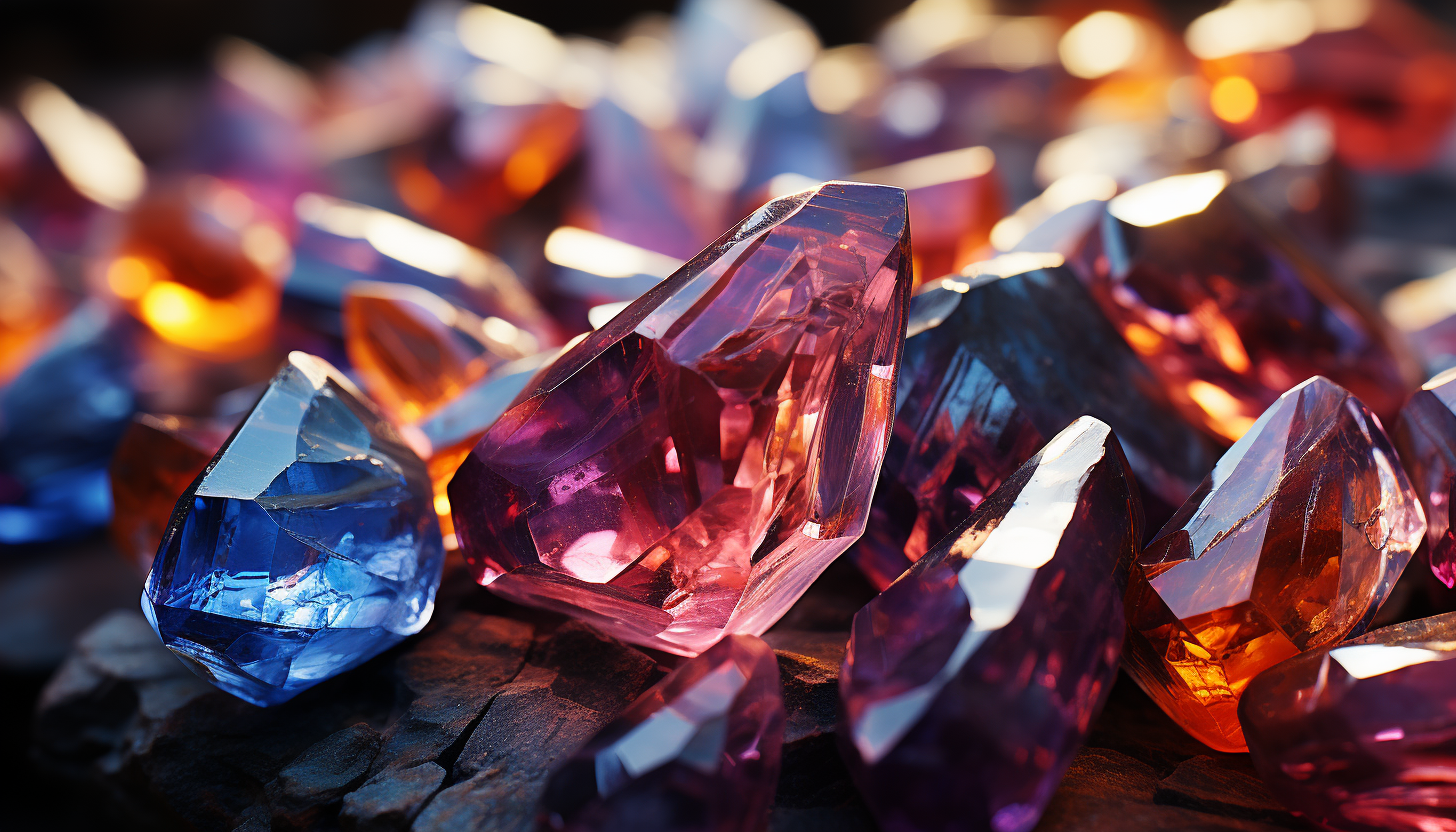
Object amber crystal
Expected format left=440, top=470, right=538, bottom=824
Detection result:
left=854, top=146, right=1004, bottom=285
left=342, top=281, right=537, bottom=425
left=1070, top=171, right=1418, bottom=442
left=1123, top=376, right=1425, bottom=752
left=449, top=182, right=911, bottom=656
left=108, top=414, right=232, bottom=577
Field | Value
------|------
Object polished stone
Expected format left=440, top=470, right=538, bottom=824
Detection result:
left=1123, top=376, right=1425, bottom=752
left=840, top=417, right=1141, bottom=832
left=449, top=181, right=910, bottom=656
left=539, top=634, right=784, bottom=832
left=143, top=352, right=443, bottom=706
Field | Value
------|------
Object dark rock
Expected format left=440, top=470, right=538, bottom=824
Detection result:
left=340, top=762, right=445, bottom=832
left=1155, top=757, right=1295, bottom=825
left=269, top=723, right=383, bottom=828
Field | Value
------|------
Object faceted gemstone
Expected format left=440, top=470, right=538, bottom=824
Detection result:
left=289, top=193, right=558, bottom=347
left=0, top=302, right=137, bottom=544
left=850, top=256, right=1222, bottom=590
left=1192, top=0, right=1456, bottom=171
left=449, top=181, right=911, bottom=656
left=1393, top=367, right=1456, bottom=588
left=1123, top=376, right=1425, bottom=752
left=0, top=217, right=66, bottom=385
left=1240, top=613, right=1456, bottom=832
left=1069, top=170, right=1419, bottom=442
left=538, top=634, right=784, bottom=832
left=143, top=352, right=443, bottom=706
left=343, top=281, right=537, bottom=424
left=104, top=180, right=289, bottom=358
left=839, top=416, right=1141, bottom=832
left=109, top=414, right=232, bottom=579
left=854, top=146, right=1004, bottom=285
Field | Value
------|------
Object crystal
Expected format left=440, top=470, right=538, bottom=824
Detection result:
left=109, top=414, right=232, bottom=579
left=143, top=352, right=444, bottom=706
left=854, top=146, right=1004, bottom=285
left=0, top=302, right=137, bottom=544
left=1191, top=0, right=1456, bottom=171
left=343, top=281, right=537, bottom=425
left=839, top=416, right=1141, bottom=832
left=850, top=256, right=1222, bottom=590
left=1240, top=613, right=1456, bottom=832
left=103, top=180, right=288, bottom=358
left=1122, top=376, right=1425, bottom=752
left=1069, top=170, right=1418, bottom=442
left=449, top=181, right=910, bottom=656
left=538, top=634, right=784, bottom=832
left=1393, top=367, right=1456, bottom=588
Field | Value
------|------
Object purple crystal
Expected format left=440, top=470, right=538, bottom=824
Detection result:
left=538, top=634, right=785, bottom=832
left=839, top=416, right=1142, bottom=832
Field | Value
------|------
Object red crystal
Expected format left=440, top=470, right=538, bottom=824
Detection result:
left=448, top=181, right=911, bottom=656
left=1241, top=614, right=1456, bottom=832
left=1123, top=376, right=1425, bottom=752
left=539, top=634, right=784, bottom=832
left=1070, top=171, right=1418, bottom=442
left=1394, top=367, right=1456, bottom=587
left=839, top=416, right=1141, bottom=832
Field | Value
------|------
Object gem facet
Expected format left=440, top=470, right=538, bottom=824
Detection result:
left=839, top=416, right=1141, bottom=832
left=143, top=352, right=444, bottom=706
left=1069, top=172, right=1418, bottom=442
left=109, top=414, right=232, bottom=578
left=850, top=257, right=1222, bottom=590
left=1394, top=368, right=1456, bottom=588
left=1122, top=376, right=1425, bottom=752
left=449, top=181, right=910, bottom=656
left=1240, top=613, right=1456, bottom=832
left=538, top=634, right=785, bottom=832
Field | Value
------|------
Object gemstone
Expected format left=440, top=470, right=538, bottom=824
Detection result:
left=1122, top=376, right=1425, bottom=753
left=538, top=634, right=784, bottom=832
left=343, top=281, right=538, bottom=425
left=143, top=352, right=444, bottom=706
left=449, top=181, right=911, bottom=656
left=854, top=146, right=1003, bottom=285
left=109, top=414, right=233, bottom=578
left=1393, top=367, right=1456, bottom=588
left=1191, top=0, right=1456, bottom=171
left=1069, top=170, right=1419, bottom=442
left=103, top=179, right=289, bottom=358
left=849, top=255, right=1222, bottom=590
left=0, top=302, right=137, bottom=544
left=839, top=416, right=1141, bottom=832
left=1240, top=613, right=1456, bottom=832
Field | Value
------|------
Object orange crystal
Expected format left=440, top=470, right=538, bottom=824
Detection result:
left=1122, top=377, right=1424, bottom=752
left=108, top=413, right=232, bottom=577
left=341, top=281, right=536, bottom=425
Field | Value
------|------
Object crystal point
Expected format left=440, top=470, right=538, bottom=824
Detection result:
left=1123, top=376, right=1424, bottom=752
left=143, top=352, right=444, bottom=706
left=449, top=181, right=911, bottom=656
left=538, top=634, right=784, bottom=832
left=839, top=416, right=1141, bottom=832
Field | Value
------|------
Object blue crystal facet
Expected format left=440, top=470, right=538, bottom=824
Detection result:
left=142, top=352, right=444, bottom=706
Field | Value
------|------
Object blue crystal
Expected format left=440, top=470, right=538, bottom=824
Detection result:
left=143, top=352, right=444, bottom=706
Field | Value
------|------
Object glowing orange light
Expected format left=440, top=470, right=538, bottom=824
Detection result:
left=106, top=255, right=163, bottom=301
left=138, top=281, right=277, bottom=354
left=1210, top=76, right=1259, bottom=123
left=503, top=145, right=551, bottom=197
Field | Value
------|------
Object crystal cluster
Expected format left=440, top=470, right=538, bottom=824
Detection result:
left=1123, top=376, right=1425, bottom=752
left=449, top=181, right=910, bottom=656
left=143, top=352, right=443, bottom=706
left=840, top=417, right=1142, bottom=832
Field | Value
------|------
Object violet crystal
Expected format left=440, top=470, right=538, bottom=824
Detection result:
left=839, top=416, right=1142, bottom=832
left=538, top=634, right=784, bottom=832
left=1394, top=367, right=1456, bottom=587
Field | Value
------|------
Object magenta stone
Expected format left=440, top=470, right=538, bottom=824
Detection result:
left=1394, top=367, right=1456, bottom=587
left=838, top=416, right=1142, bottom=832
left=448, top=182, right=911, bottom=656
left=538, top=634, right=785, bottom=832
left=1240, top=613, right=1456, bottom=832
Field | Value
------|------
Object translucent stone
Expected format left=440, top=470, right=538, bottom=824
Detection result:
left=1393, top=367, right=1456, bottom=587
left=143, top=352, right=444, bottom=706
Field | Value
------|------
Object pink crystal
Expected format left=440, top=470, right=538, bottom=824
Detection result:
left=1395, top=368, right=1456, bottom=587
left=449, top=182, right=911, bottom=656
